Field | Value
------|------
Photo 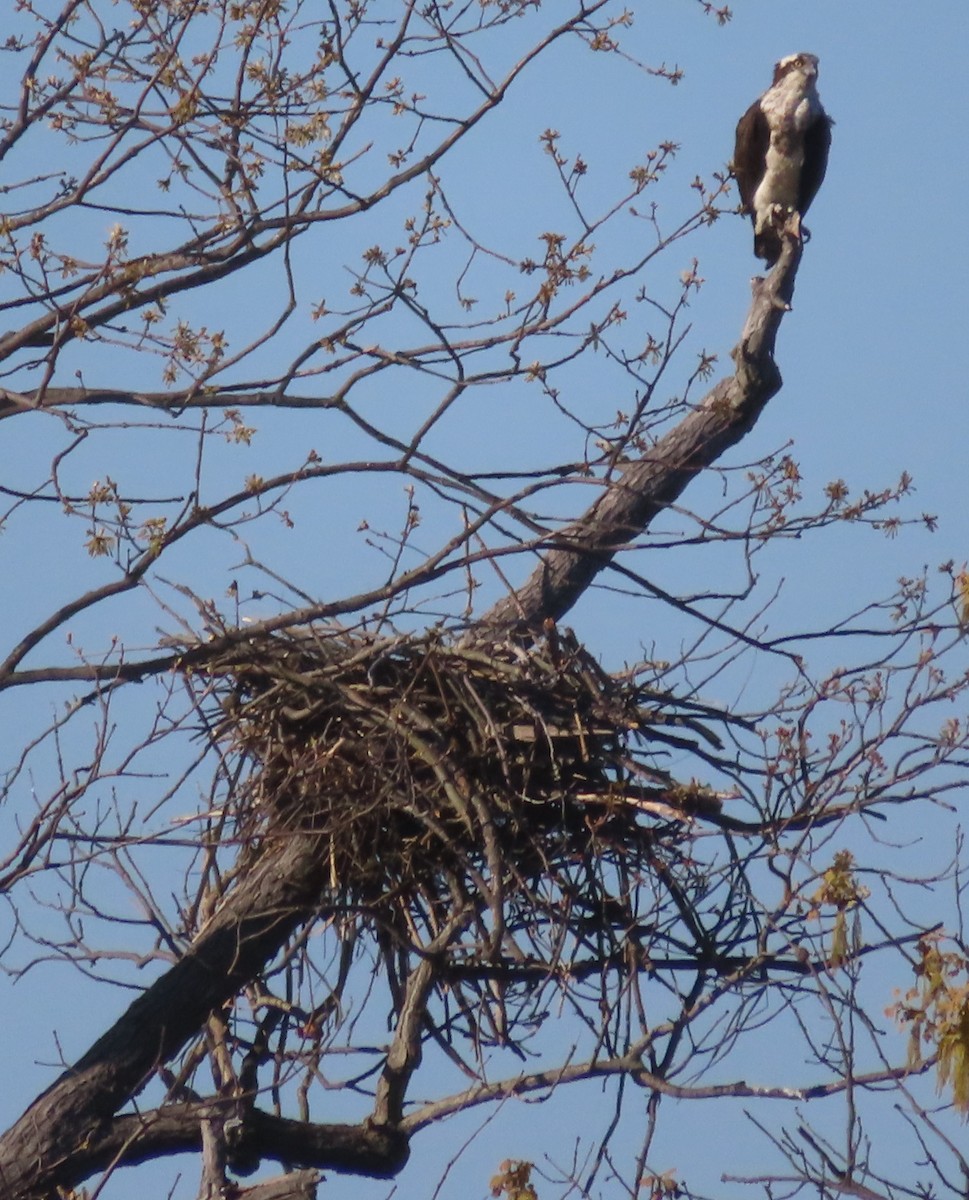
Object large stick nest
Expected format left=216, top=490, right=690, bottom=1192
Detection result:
left=198, top=624, right=726, bottom=932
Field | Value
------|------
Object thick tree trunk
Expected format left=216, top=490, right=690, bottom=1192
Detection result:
left=0, top=833, right=329, bottom=1198
left=0, top=235, right=802, bottom=1200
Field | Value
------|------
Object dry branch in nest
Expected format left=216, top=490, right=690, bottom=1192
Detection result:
left=194, top=624, right=731, bottom=952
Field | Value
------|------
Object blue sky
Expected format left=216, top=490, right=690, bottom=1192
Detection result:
left=2, top=2, right=969, bottom=1197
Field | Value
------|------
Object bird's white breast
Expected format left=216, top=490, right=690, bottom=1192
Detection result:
left=752, top=76, right=821, bottom=222
left=760, top=76, right=820, bottom=130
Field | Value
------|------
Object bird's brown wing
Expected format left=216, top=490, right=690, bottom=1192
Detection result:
left=798, top=114, right=833, bottom=216
left=732, top=100, right=770, bottom=214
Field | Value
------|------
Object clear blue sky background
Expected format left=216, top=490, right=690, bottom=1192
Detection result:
left=2, top=2, right=968, bottom=1197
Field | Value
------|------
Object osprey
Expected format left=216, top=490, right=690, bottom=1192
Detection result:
left=733, top=53, right=832, bottom=266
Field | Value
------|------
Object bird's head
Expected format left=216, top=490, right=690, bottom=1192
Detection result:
left=772, top=52, right=820, bottom=86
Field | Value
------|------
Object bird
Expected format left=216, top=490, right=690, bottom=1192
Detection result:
left=733, top=53, right=832, bottom=266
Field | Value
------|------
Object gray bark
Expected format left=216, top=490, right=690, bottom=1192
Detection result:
left=475, top=235, right=800, bottom=638
left=0, top=233, right=803, bottom=1199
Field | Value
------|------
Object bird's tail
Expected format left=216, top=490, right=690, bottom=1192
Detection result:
left=754, top=230, right=782, bottom=267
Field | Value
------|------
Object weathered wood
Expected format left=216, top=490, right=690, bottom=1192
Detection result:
left=0, top=225, right=806, bottom=1200
left=234, top=1171, right=321, bottom=1200
left=475, top=230, right=802, bottom=639
left=0, top=833, right=332, bottom=1199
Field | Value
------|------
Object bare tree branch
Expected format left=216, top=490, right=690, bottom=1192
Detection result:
left=476, top=232, right=799, bottom=637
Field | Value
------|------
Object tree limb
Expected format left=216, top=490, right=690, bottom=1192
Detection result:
left=0, top=832, right=334, bottom=1199
left=475, top=232, right=802, bottom=638
left=47, top=1103, right=407, bottom=1184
